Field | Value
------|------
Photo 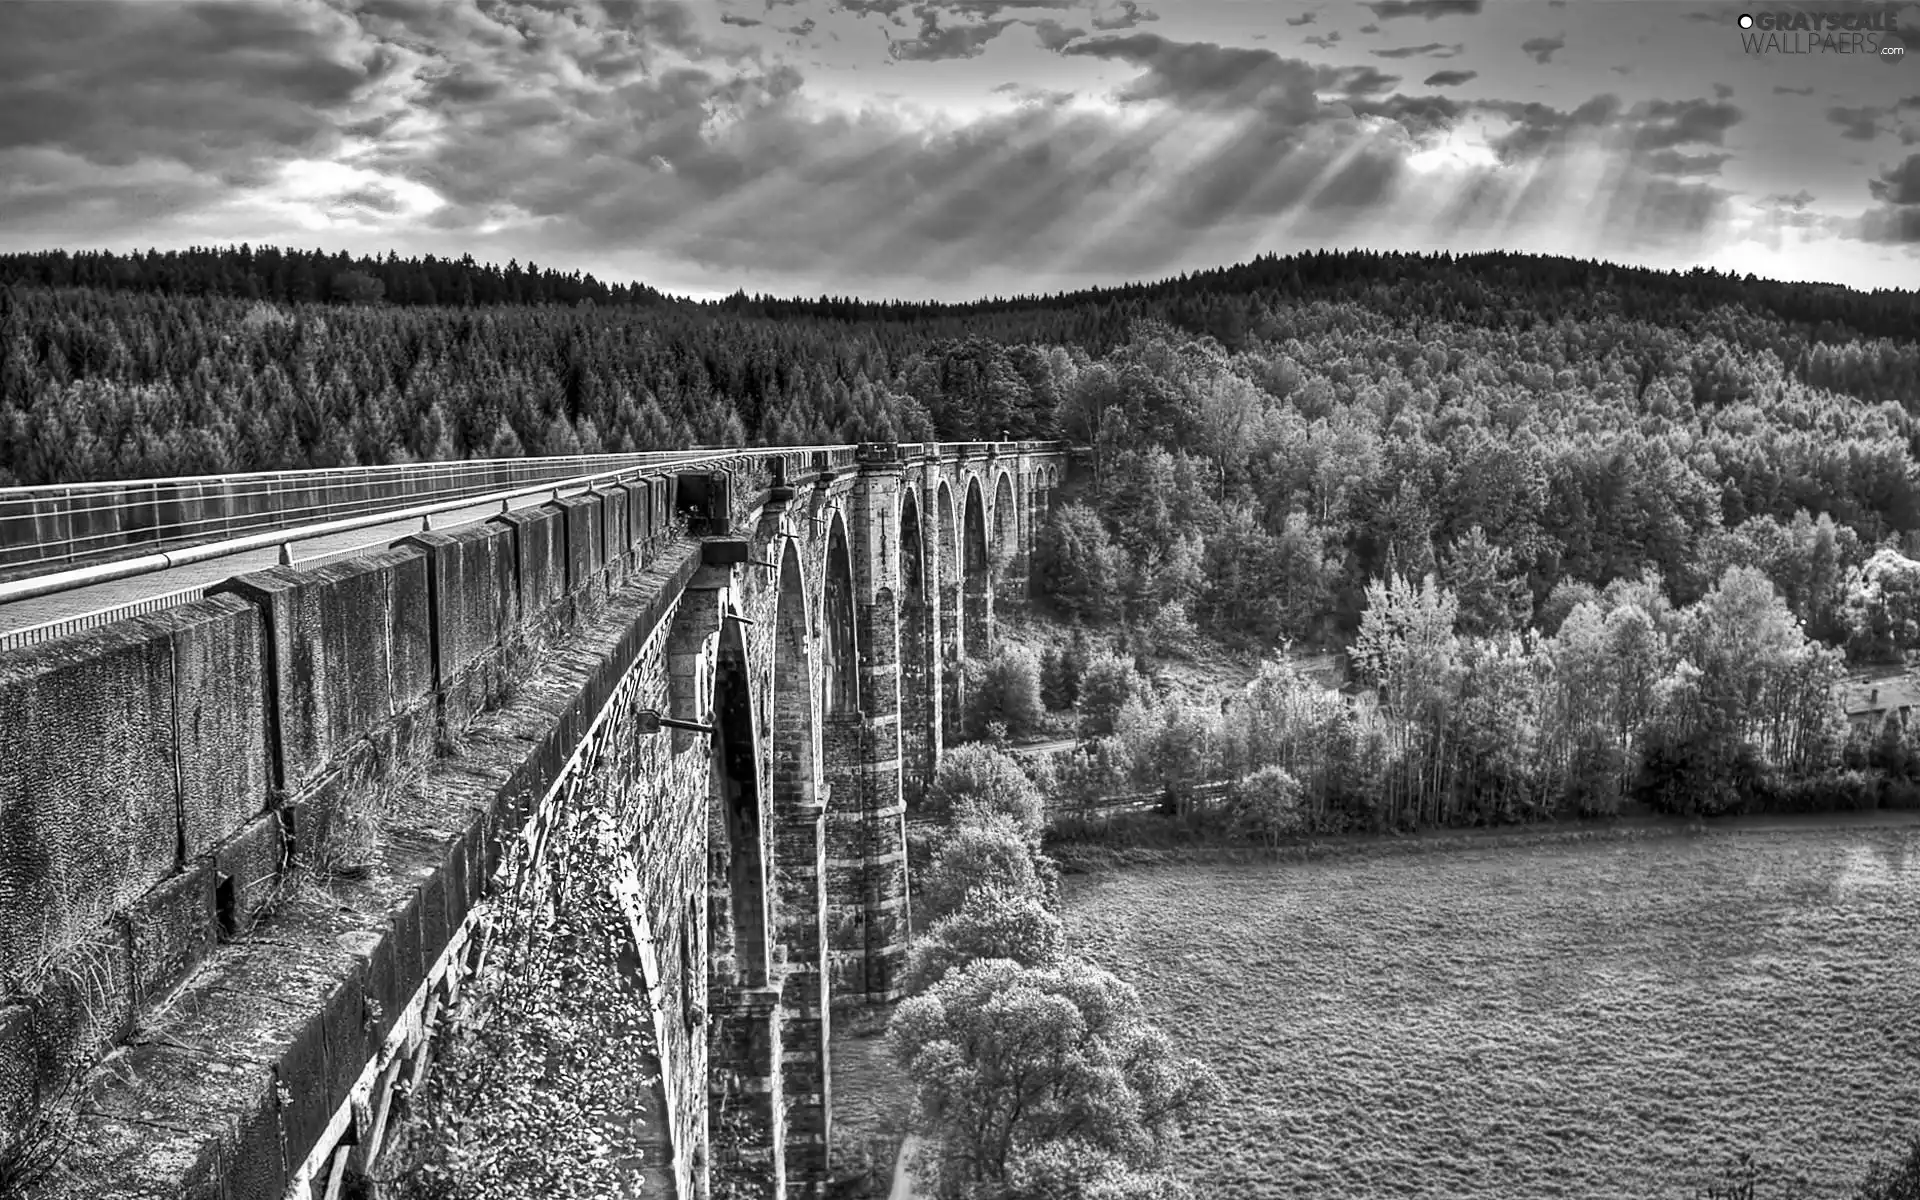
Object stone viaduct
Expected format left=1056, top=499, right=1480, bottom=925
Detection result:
left=0, top=440, right=1068, bottom=1199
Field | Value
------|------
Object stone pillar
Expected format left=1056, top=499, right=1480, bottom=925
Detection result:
left=822, top=458, right=911, bottom=1007
left=822, top=713, right=870, bottom=1002
left=939, top=580, right=964, bottom=748
left=1008, top=466, right=1032, bottom=602
left=917, top=473, right=945, bottom=797
left=897, top=590, right=934, bottom=810
left=774, top=797, right=829, bottom=1195
left=709, top=985, right=786, bottom=1199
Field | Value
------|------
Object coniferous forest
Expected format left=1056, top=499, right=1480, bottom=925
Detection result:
left=7, top=242, right=1920, bottom=831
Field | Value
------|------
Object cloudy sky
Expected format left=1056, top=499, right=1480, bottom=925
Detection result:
left=1, top=0, right=1917, bottom=301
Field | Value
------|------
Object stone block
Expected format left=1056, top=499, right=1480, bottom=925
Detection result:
left=0, top=614, right=178, bottom=988
left=399, top=523, right=517, bottom=723
left=557, top=494, right=602, bottom=596
left=125, top=860, right=218, bottom=1010
left=212, top=812, right=289, bottom=937
left=165, top=594, right=273, bottom=858
left=213, top=548, right=432, bottom=802
left=491, top=505, right=567, bottom=632
left=318, top=956, right=374, bottom=1115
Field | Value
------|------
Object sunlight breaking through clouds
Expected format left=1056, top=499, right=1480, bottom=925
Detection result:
left=0, top=0, right=1911, bottom=297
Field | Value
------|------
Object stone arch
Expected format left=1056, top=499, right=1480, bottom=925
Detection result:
left=820, top=511, right=860, bottom=717
left=962, top=475, right=990, bottom=663
left=709, top=612, right=769, bottom=991
left=991, top=469, right=1017, bottom=573
left=770, top=532, right=831, bottom=1188
left=936, top=480, right=963, bottom=746
left=897, top=488, right=935, bottom=807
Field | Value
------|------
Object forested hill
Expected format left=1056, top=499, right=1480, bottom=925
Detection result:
left=1, top=242, right=1918, bottom=509
left=2, top=243, right=1917, bottom=350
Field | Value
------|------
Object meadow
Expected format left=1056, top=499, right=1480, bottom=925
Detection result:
left=1061, top=828, right=1920, bottom=1199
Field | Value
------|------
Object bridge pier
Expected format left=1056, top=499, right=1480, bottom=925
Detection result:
left=709, top=985, right=787, bottom=1199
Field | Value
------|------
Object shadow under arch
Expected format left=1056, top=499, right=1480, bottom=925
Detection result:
left=962, top=475, right=990, bottom=662
left=709, top=611, right=769, bottom=992
left=898, top=487, right=935, bottom=808
left=936, top=479, right=963, bottom=746
left=821, top=510, right=860, bottom=718
left=991, top=468, right=1018, bottom=603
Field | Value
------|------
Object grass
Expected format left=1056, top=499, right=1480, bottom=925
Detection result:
left=1061, top=827, right=1920, bottom=1200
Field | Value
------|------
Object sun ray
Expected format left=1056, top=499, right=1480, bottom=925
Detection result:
left=1026, top=102, right=1285, bottom=282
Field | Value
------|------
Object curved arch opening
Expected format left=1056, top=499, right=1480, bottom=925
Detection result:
left=822, top=513, right=860, bottom=717
left=962, top=477, right=990, bottom=662
left=898, top=489, right=934, bottom=806
left=711, top=615, right=768, bottom=990
left=937, top=481, right=963, bottom=745
left=991, top=470, right=1017, bottom=573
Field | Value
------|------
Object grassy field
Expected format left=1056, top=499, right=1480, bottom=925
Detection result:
left=1061, top=828, right=1920, bottom=1200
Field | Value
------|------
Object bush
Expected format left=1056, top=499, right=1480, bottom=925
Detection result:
left=900, top=885, right=1066, bottom=996
left=1224, top=766, right=1306, bottom=847
left=916, top=814, right=1056, bottom=924
left=1077, top=652, right=1137, bottom=738
left=888, top=958, right=1220, bottom=1200
left=966, top=646, right=1046, bottom=740
left=927, top=743, right=1048, bottom=843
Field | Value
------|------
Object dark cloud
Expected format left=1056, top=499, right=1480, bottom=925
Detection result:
left=1773, top=85, right=1815, bottom=95
left=0, top=1, right=382, bottom=180
left=1423, top=69, right=1477, bottom=87
left=1089, top=0, right=1158, bottom=31
left=890, top=14, right=1018, bottom=60
left=1366, top=1, right=1482, bottom=19
left=1521, top=35, right=1565, bottom=63
left=1643, top=148, right=1732, bottom=176
left=1481, top=94, right=1622, bottom=160
left=1350, top=92, right=1461, bottom=138
left=1061, top=34, right=1328, bottom=119
left=1713, top=83, right=1733, bottom=99
left=1305, top=32, right=1343, bottom=48
left=1359, top=23, right=1382, bottom=33
left=1857, top=205, right=1920, bottom=243
left=1032, top=18, right=1084, bottom=50
left=1373, top=42, right=1463, bottom=58
left=1869, top=154, right=1920, bottom=205
left=1629, top=98, right=1743, bottom=151
left=1287, top=12, right=1317, bottom=25
left=1764, top=190, right=1816, bottom=211
left=720, top=13, right=761, bottom=27
left=1339, top=66, right=1402, bottom=96
left=1828, top=105, right=1886, bottom=141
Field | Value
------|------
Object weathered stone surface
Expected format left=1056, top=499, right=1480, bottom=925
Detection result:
left=125, top=860, right=217, bottom=1010
left=0, top=617, right=177, bottom=990
left=12, top=444, right=1068, bottom=1200
left=164, top=594, right=272, bottom=859
left=399, top=524, right=517, bottom=724
left=490, top=504, right=566, bottom=632
left=212, top=548, right=434, bottom=801
left=211, top=812, right=287, bottom=937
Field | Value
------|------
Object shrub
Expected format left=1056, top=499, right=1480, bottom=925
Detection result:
left=1224, top=766, right=1306, bottom=847
left=1077, top=652, right=1137, bottom=738
left=900, top=885, right=1066, bottom=996
left=966, top=646, right=1046, bottom=740
left=916, top=814, right=1056, bottom=924
left=926, top=743, right=1048, bottom=843
left=888, top=958, right=1220, bottom=1200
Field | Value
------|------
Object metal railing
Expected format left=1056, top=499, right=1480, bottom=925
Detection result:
left=0, top=449, right=752, bottom=577
left=0, top=441, right=1068, bottom=651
